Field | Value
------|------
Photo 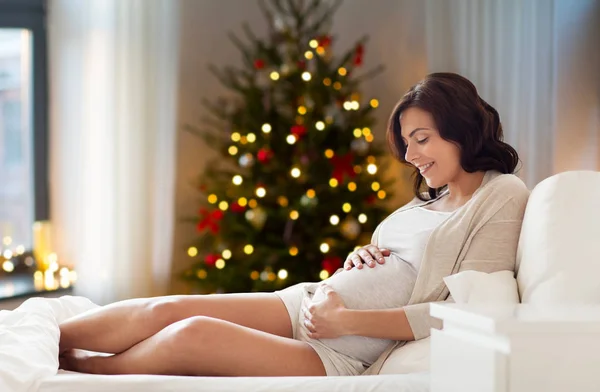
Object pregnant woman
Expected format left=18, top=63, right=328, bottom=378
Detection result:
left=59, top=72, right=530, bottom=377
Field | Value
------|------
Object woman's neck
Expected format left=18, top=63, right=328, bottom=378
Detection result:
left=445, top=170, right=486, bottom=206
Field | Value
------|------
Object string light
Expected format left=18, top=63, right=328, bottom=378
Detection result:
left=348, top=182, right=357, bottom=191
left=304, top=51, right=313, bottom=59
left=232, top=175, right=243, bottom=185
left=320, top=243, right=330, bottom=253
left=371, top=182, right=381, bottom=191
left=238, top=197, right=248, bottom=206
left=367, top=156, right=376, bottom=164
left=315, top=121, right=325, bottom=131
left=297, top=106, right=307, bottom=115
left=262, top=123, right=272, bottom=133
left=316, top=47, right=325, bottom=55
left=378, top=190, right=387, bottom=199
left=244, top=244, right=254, bottom=255
left=286, top=135, right=297, bottom=144
left=3, top=250, right=13, bottom=259
left=290, top=210, right=299, bottom=220
left=367, top=164, right=378, bottom=174
left=2, top=261, right=14, bottom=273
left=240, top=136, right=248, bottom=145
left=270, top=71, right=280, bottom=80
left=250, top=271, right=260, bottom=280
left=319, top=270, right=329, bottom=280
left=249, top=199, right=258, bottom=208
left=289, top=246, right=299, bottom=256
left=338, top=67, right=347, bottom=76
left=323, top=78, right=332, bottom=86
left=330, top=215, right=340, bottom=225
left=342, top=203, right=352, bottom=213
left=333, top=82, right=342, bottom=90
left=231, top=132, right=241, bottom=142
left=306, top=189, right=316, bottom=198
left=358, top=214, right=368, bottom=223
left=256, top=187, right=266, bottom=198
left=329, top=178, right=339, bottom=188
left=362, top=128, right=372, bottom=137
left=2, top=236, right=12, bottom=246
left=247, top=133, right=256, bottom=143
left=278, top=269, right=288, bottom=280
left=343, top=101, right=360, bottom=110
left=215, top=259, right=226, bottom=269
left=228, top=146, right=238, bottom=155
left=365, top=134, right=374, bottom=142
left=324, top=149, right=334, bottom=158
left=15, top=245, right=24, bottom=255
left=219, top=201, right=229, bottom=211
left=222, top=249, right=232, bottom=259
left=291, top=167, right=301, bottom=178
left=354, top=165, right=362, bottom=174
left=309, top=39, right=318, bottom=48
left=278, top=196, right=289, bottom=207
left=353, top=128, right=363, bottom=138
left=370, top=99, right=379, bottom=108
left=187, top=247, right=198, bottom=257
left=302, top=72, right=312, bottom=81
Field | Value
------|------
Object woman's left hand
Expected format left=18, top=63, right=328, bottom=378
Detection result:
left=302, top=284, right=348, bottom=339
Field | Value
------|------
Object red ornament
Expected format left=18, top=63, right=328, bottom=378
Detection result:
left=291, top=125, right=307, bottom=138
left=204, top=253, right=220, bottom=267
left=353, top=44, right=364, bottom=66
left=330, top=152, right=356, bottom=183
left=257, top=148, right=273, bottom=163
left=230, top=202, right=245, bottom=213
left=196, top=208, right=225, bottom=234
left=318, top=35, right=332, bottom=48
left=321, top=256, right=342, bottom=275
left=254, top=59, right=265, bottom=69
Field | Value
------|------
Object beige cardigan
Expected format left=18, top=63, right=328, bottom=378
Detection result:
left=363, top=170, right=530, bottom=375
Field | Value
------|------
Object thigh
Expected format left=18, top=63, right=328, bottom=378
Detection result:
left=153, top=292, right=293, bottom=339
left=162, top=316, right=326, bottom=376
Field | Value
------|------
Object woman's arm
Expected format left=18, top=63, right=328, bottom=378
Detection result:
left=340, top=307, right=415, bottom=341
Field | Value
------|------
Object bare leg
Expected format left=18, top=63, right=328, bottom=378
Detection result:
left=62, top=316, right=326, bottom=377
left=59, top=293, right=293, bottom=355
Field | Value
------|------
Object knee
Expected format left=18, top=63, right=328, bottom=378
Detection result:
left=163, top=316, right=220, bottom=350
left=145, top=296, right=186, bottom=327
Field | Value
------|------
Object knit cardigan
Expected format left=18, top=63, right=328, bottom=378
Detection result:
left=363, top=170, right=530, bottom=375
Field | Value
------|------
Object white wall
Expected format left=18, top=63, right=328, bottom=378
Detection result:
left=172, top=0, right=427, bottom=292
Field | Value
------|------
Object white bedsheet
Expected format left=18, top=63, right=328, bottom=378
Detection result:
left=39, top=371, right=430, bottom=392
left=0, top=295, right=430, bottom=392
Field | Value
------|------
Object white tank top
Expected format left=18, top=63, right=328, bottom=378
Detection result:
left=310, top=205, right=451, bottom=366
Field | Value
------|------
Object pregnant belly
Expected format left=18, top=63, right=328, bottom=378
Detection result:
left=307, top=255, right=417, bottom=366
left=311, top=254, right=417, bottom=310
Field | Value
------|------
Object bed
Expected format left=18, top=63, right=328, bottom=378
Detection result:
left=1, top=295, right=430, bottom=392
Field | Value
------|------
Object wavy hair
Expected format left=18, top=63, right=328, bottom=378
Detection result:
left=387, top=72, right=520, bottom=201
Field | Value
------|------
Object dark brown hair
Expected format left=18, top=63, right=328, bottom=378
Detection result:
left=387, top=72, right=520, bottom=201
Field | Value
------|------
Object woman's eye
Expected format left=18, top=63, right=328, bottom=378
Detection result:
left=416, top=138, right=429, bottom=144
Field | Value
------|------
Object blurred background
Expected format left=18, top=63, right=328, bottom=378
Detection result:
left=0, top=0, right=598, bottom=307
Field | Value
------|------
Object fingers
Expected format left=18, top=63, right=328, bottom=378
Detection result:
left=344, top=245, right=390, bottom=270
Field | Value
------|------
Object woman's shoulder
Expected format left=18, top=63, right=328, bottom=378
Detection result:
left=480, top=171, right=530, bottom=213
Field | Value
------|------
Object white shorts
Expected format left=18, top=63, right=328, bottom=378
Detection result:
left=274, top=282, right=366, bottom=376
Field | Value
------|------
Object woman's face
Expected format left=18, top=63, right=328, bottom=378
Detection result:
left=400, top=107, right=463, bottom=188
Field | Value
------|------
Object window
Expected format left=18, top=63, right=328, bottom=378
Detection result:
left=0, top=0, right=48, bottom=280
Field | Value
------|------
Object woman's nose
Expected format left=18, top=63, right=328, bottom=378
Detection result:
left=405, top=142, right=418, bottom=163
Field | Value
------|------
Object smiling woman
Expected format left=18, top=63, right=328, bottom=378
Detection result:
left=387, top=72, right=520, bottom=202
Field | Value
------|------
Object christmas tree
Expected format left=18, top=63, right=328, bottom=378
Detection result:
left=182, top=0, right=395, bottom=294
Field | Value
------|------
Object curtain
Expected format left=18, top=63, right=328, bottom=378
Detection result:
left=48, top=0, right=179, bottom=305
left=425, top=0, right=600, bottom=188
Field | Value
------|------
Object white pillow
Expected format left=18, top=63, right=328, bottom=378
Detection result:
left=516, top=171, right=600, bottom=304
left=443, top=270, right=520, bottom=304
left=378, top=270, right=519, bottom=375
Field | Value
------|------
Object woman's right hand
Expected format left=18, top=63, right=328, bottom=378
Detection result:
left=344, top=245, right=391, bottom=270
